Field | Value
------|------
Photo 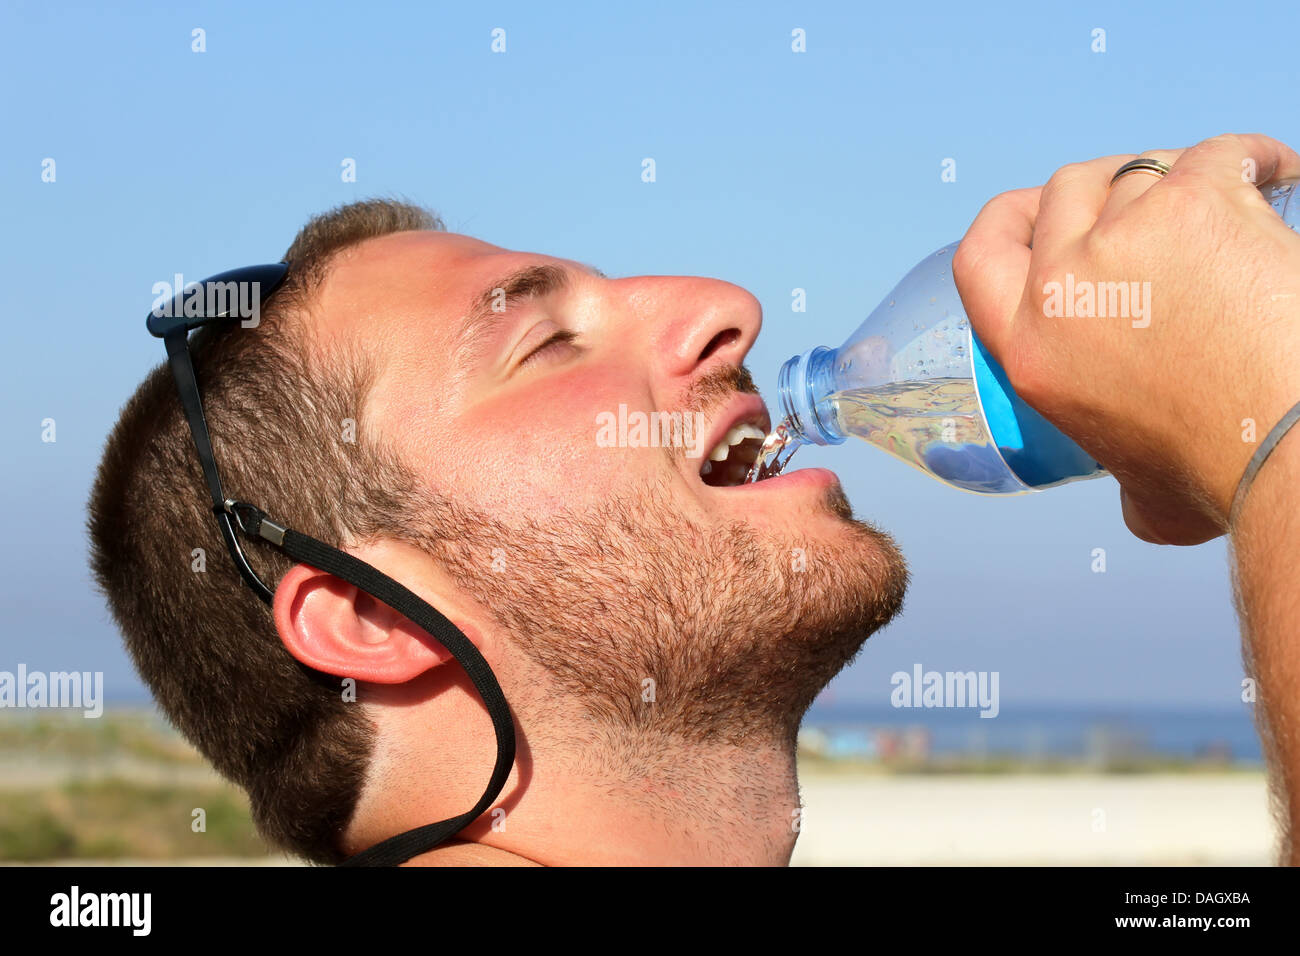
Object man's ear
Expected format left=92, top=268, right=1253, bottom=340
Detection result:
left=272, top=561, right=457, bottom=683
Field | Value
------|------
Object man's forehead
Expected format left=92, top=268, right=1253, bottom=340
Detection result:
left=315, top=230, right=506, bottom=328
left=305, top=230, right=592, bottom=406
left=347, top=228, right=503, bottom=269
left=310, top=230, right=598, bottom=355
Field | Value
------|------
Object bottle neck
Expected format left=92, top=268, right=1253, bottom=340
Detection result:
left=777, top=346, right=846, bottom=446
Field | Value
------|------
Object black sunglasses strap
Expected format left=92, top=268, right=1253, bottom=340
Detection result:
left=227, top=501, right=517, bottom=867
left=164, top=329, right=229, bottom=510
left=157, top=275, right=513, bottom=865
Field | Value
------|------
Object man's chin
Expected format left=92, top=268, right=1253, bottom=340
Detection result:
left=822, top=482, right=855, bottom=521
left=432, top=466, right=907, bottom=746
left=803, top=494, right=908, bottom=655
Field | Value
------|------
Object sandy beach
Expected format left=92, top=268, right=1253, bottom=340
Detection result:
left=0, top=711, right=1276, bottom=865
left=791, top=770, right=1277, bottom=866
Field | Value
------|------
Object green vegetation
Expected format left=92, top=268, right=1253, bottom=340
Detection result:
left=0, top=710, right=201, bottom=764
left=0, top=710, right=269, bottom=862
left=0, top=781, right=267, bottom=861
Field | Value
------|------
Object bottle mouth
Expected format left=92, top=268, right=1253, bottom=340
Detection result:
left=777, top=347, right=845, bottom=446
left=777, top=354, right=814, bottom=443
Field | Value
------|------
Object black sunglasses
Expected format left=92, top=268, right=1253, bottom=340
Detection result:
left=148, top=263, right=515, bottom=866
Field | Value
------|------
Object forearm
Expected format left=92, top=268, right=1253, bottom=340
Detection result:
left=1230, top=426, right=1300, bottom=864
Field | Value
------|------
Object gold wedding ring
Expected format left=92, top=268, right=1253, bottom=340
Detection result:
left=1109, top=157, right=1173, bottom=188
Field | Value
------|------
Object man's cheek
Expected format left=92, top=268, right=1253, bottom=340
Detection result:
left=461, top=365, right=655, bottom=510
left=462, top=422, right=649, bottom=516
left=465, top=444, right=644, bottom=517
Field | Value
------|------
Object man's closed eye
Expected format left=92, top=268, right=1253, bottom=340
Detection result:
left=517, top=329, right=582, bottom=370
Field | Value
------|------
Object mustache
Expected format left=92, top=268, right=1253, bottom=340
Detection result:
left=660, top=364, right=760, bottom=463
left=683, top=363, right=759, bottom=414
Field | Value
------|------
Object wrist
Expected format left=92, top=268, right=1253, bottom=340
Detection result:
left=1202, top=348, right=1300, bottom=528
left=1229, top=400, right=1300, bottom=537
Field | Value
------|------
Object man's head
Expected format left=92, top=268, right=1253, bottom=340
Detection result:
left=88, top=199, right=908, bottom=864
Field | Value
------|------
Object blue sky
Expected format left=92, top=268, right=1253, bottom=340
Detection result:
left=2, top=0, right=1295, bottom=710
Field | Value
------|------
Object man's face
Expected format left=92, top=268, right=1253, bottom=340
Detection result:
left=312, top=230, right=907, bottom=743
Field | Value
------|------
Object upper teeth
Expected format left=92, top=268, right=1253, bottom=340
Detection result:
left=708, top=423, right=767, bottom=461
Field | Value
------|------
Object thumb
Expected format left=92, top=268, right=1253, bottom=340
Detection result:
left=953, top=186, right=1039, bottom=368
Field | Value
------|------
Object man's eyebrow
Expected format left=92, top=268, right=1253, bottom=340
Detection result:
left=453, top=261, right=602, bottom=373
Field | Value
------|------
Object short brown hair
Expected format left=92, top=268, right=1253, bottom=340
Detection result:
left=87, top=199, right=443, bottom=863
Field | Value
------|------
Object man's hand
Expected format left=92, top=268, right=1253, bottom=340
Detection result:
left=954, top=134, right=1300, bottom=545
left=955, top=133, right=1300, bottom=864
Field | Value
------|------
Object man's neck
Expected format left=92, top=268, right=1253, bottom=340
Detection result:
left=400, top=733, right=802, bottom=866
left=406, top=839, right=542, bottom=866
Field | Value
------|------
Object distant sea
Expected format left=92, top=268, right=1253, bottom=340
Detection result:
left=95, top=693, right=1265, bottom=764
left=802, top=703, right=1264, bottom=763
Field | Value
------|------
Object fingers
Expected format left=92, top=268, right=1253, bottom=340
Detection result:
left=953, top=186, right=1039, bottom=365
left=1033, top=154, right=1135, bottom=250
left=1097, top=148, right=1186, bottom=222
left=1168, top=133, right=1300, bottom=195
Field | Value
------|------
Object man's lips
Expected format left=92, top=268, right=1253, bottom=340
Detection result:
left=711, top=465, right=839, bottom=493
left=692, top=393, right=772, bottom=488
left=697, top=393, right=771, bottom=459
left=684, top=392, right=841, bottom=495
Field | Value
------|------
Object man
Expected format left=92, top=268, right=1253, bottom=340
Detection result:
left=89, top=132, right=1300, bottom=865
left=89, top=200, right=909, bottom=865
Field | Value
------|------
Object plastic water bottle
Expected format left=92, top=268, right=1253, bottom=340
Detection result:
left=766, top=178, right=1300, bottom=495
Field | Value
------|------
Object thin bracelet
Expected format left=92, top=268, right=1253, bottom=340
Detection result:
left=1229, top=398, right=1300, bottom=530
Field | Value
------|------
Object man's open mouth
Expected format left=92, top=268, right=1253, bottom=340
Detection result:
left=698, top=401, right=772, bottom=487
left=700, top=424, right=765, bottom=486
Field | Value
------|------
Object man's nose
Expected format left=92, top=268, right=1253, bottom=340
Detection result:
left=630, top=276, right=763, bottom=382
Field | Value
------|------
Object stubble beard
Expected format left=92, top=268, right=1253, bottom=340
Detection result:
left=433, top=471, right=908, bottom=750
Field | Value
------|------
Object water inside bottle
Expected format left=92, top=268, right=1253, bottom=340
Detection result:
left=746, top=379, right=987, bottom=484
left=828, top=377, right=988, bottom=476
left=745, top=378, right=1029, bottom=491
